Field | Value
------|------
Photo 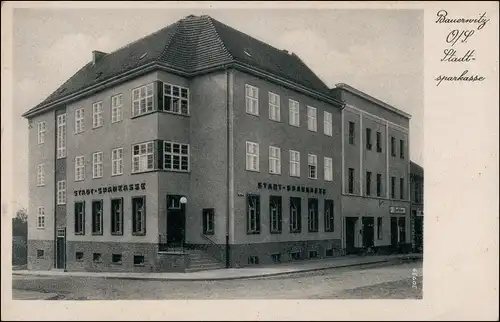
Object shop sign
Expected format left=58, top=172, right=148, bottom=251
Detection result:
left=390, top=206, right=406, bottom=214
left=74, top=183, right=146, bottom=196
left=257, top=182, right=326, bottom=195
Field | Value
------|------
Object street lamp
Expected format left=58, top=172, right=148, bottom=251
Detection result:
left=180, top=197, right=187, bottom=204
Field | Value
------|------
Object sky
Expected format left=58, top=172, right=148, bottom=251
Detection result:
left=11, top=8, right=423, bottom=211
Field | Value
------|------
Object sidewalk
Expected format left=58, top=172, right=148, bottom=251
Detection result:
left=12, top=253, right=422, bottom=282
left=11, top=289, right=60, bottom=300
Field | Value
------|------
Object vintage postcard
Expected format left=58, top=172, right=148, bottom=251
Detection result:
left=1, top=1, right=498, bottom=321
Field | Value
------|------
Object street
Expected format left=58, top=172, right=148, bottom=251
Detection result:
left=12, top=260, right=423, bottom=300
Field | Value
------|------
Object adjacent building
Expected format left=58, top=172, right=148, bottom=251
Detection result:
left=330, top=84, right=412, bottom=254
left=410, top=161, right=424, bottom=253
left=23, top=14, right=346, bottom=272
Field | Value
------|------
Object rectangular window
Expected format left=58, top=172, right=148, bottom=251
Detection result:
left=269, top=196, right=282, bottom=233
left=93, top=253, right=102, bottom=263
left=290, top=197, right=302, bottom=233
left=391, top=176, right=396, bottom=198
left=75, top=108, right=85, bottom=134
left=377, top=217, right=383, bottom=240
left=308, top=198, right=319, bottom=232
left=57, top=113, right=66, bottom=159
left=76, top=252, right=84, bottom=262
left=134, top=255, right=145, bottom=266
left=91, top=200, right=103, bottom=235
left=308, top=154, right=317, bottom=179
left=324, top=157, right=333, bottom=181
left=309, top=250, right=318, bottom=259
left=271, top=253, right=281, bottom=263
left=366, top=128, right=372, bottom=150
left=376, top=131, right=382, bottom=152
left=164, top=141, right=189, bottom=171
left=112, top=148, right=123, bottom=176
left=245, top=84, right=259, bottom=116
left=92, top=152, right=103, bottom=178
left=163, top=83, right=189, bottom=115
left=400, top=139, right=405, bottom=159
left=202, top=208, right=215, bottom=235
left=57, top=180, right=66, bottom=205
left=111, top=198, right=124, bottom=235
left=268, top=92, right=280, bottom=121
left=290, top=251, right=301, bottom=260
left=376, top=173, right=382, bottom=197
left=74, top=201, right=85, bottom=235
left=75, top=156, right=85, bottom=181
left=324, top=199, right=334, bottom=232
left=36, top=207, right=45, bottom=229
left=37, top=121, right=46, bottom=144
left=37, top=164, right=45, bottom=186
left=248, top=256, right=259, bottom=265
left=132, top=196, right=146, bottom=235
left=348, top=168, right=355, bottom=194
left=37, top=250, right=44, bottom=259
left=400, top=177, right=405, bottom=199
left=289, top=99, right=300, bottom=127
left=269, top=146, right=281, bottom=175
left=92, top=101, right=103, bottom=128
left=112, top=254, right=122, bottom=264
left=132, top=141, right=154, bottom=173
left=111, top=94, right=123, bottom=123
left=307, top=106, right=317, bottom=132
left=132, top=83, right=154, bottom=117
left=289, top=150, right=300, bottom=177
left=348, top=121, right=355, bottom=145
left=391, top=136, right=396, bottom=156
left=366, top=171, right=372, bottom=196
left=246, top=141, right=259, bottom=172
left=324, top=111, right=332, bottom=136
left=247, top=194, right=260, bottom=234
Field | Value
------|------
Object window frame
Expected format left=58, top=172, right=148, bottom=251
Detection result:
left=324, top=157, right=333, bottom=181
left=37, top=121, right=46, bottom=144
left=56, top=113, right=67, bottom=159
left=57, top=180, right=66, bottom=205
left=324, top=199, right=334, bottom=232
left=308, top=153, right=318, bottom=179
left=268, top=145, right=281, bottom=175
left=132, top=196, right=146, bottom=236
left=366, top=171, right=372, bottom=196
left=245, top=84, right=259, bottom=116
left=269, top=195, right=282, bottom=234
left=131, top=83, right=154, bottom=117
left=391, top=136, right=396, bottom=157
left=37, top=164, right=45, bottom=186
left=366, top=128, right=372, bottom=150
left=391, top=176, right=396, bottom=199
left=163, top=141, right=190, bottom=172
left=289, top=99, right=300, bottom=127
left=91, top=199, right=103, bottom=235
left=36, top=206, right=45, bottom=229
left=110, top=198, right=124, bottom=235
left=132, top=141, right=155, bottom=173
left=163, top=83, right=190, bottom=115
left=245, top=141, right=260, bottom=172
left=92, top=152, right=103, bottom=179
left=376, top=131, right=382, bottom=152
left=268, top=91, right=280, bottom=122
left=289, top=197, right=302, bottom=233
left=289, top=150, right=300, bottom=177
left=92, top=101, right=104, bottom=129
left=74, top=156, right=85, bottom=181
left=348, top=121, right=355, bottom=145
left=74, top=107, right=85, bottom=134
left=111, top=148, right=124, bottom=176
left=307, top=106, right=317, bottom=132
left=74, top=201, right=85, bottom=235
left=246, top=194, right=260, bottom=234
left=202, top=208, right=215, bottom=235
left=348, top=168, right=355, bottom=194
left=400, top=177, right=405, bottom=199
left=324, top=111, right=332, bottom=136
left=111, top=94, right=124, bottom=123
left=308, top=198, right=319, bottom=233
left=376, top=173, right=382, bottom=197
left=400, top=139, right=405, bottom=159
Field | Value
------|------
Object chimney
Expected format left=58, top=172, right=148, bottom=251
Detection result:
left=92, top=50, right=107, bottom=65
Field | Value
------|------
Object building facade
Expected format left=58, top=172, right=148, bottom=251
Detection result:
left=331, top=84, right=412, bottom=254
left=24, top=15, right=346, bottom=272
left=410, top=161, right=424, bottom=253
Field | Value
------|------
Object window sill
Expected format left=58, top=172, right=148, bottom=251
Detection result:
left=134, top=263, right=146, bottom=267
left=75, top=233, right=85, bottom=236
left=131, top=168, right=159, bottom=175
left=36, top=227, right=45, bottom=230
left=246, top=112, right=260, bottom=117
left=111, top=119, right=123, bottom=124
left=203, top=232, right=215, bottom=236
left=289, top=123, right=300, bottom=128
left=308, top=129, right=317, bottom=133
left=92, top=232, right=103, bottom=236
left=74, top=179, right=84, bottom=182
left=130, top=110, right=157, bottom=119
left=270, top=231, right=282, bottom=234
left=111, top=173, right=124, bottom=177
left=37, top=184, right=46, bottom=187
left=246, top=231, right=260, bottom=235
left=269, top=118, right=281, bottom=123
left=324, top=229, right=334, bottom=233
left=92, top=125, right=104, bottom=130
left=74, top=131, right=85, bottom=135
left=269, top=172, right=281, bottom=176
left=111, top=232, right=124, bottom=236
left=308, top=230, right=319, bottom=233
left=159, top=110, right=190, bottom=118
left=92, top=176, right=103, bottom=180
left=290, top=230, right=302, bottom=234
left=159, top=169, right=190, bottom=174
left=132, top=233, right=146, bottom=237
left=308, top=177, right=318, bottom=180
left=246, top=169, right=260, bottom=173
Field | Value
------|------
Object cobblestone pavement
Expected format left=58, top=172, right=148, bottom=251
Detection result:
left=12, top=260, right=423, bottom=300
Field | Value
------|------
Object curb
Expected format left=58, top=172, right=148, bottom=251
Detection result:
left=12, top=256, right=420, bottom=282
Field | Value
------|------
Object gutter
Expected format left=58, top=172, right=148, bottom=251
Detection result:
left=225, top=66, right=234, bottom=268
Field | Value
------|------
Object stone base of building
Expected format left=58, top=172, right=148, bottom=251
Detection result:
left=28, top=239, right=54, bottom=271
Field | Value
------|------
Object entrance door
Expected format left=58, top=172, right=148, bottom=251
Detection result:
left=166, top=195, right=185, bottom=247
left=398, top=217, right=406, bottom=243
left=345, top=217, right=357, bottom=254
left=390, top=217, right=398, bottom=248
left=362, top=217, right=375, bottom=248
left=55, top=229, right=65, bottom=269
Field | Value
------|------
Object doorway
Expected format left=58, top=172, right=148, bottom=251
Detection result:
left=55, top=228, right=66, bottom=269
left=345, top=217, right=358, bottom=254
left=391, top=217, right=398, bottom=248
left=398, top=216, right=406, bottom=244
left=362, top=217, right=375, bottom=248
left=166, top=195, right=185, bottom=247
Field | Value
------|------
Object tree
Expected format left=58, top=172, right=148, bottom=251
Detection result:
left=12, top=209, right=28, bottom=266
left=12, top=209, right=28, bottom=238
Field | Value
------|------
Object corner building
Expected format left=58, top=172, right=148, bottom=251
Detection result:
left=331, top=84, right=412, bottom=254
left=24, top=15, right=344, bottom=272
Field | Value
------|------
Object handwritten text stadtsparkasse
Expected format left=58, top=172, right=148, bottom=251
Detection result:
left=434, top=10, right=489, bottom=86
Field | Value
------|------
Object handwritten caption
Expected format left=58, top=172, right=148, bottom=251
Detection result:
left=434, top=10, right=489, bottom=86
